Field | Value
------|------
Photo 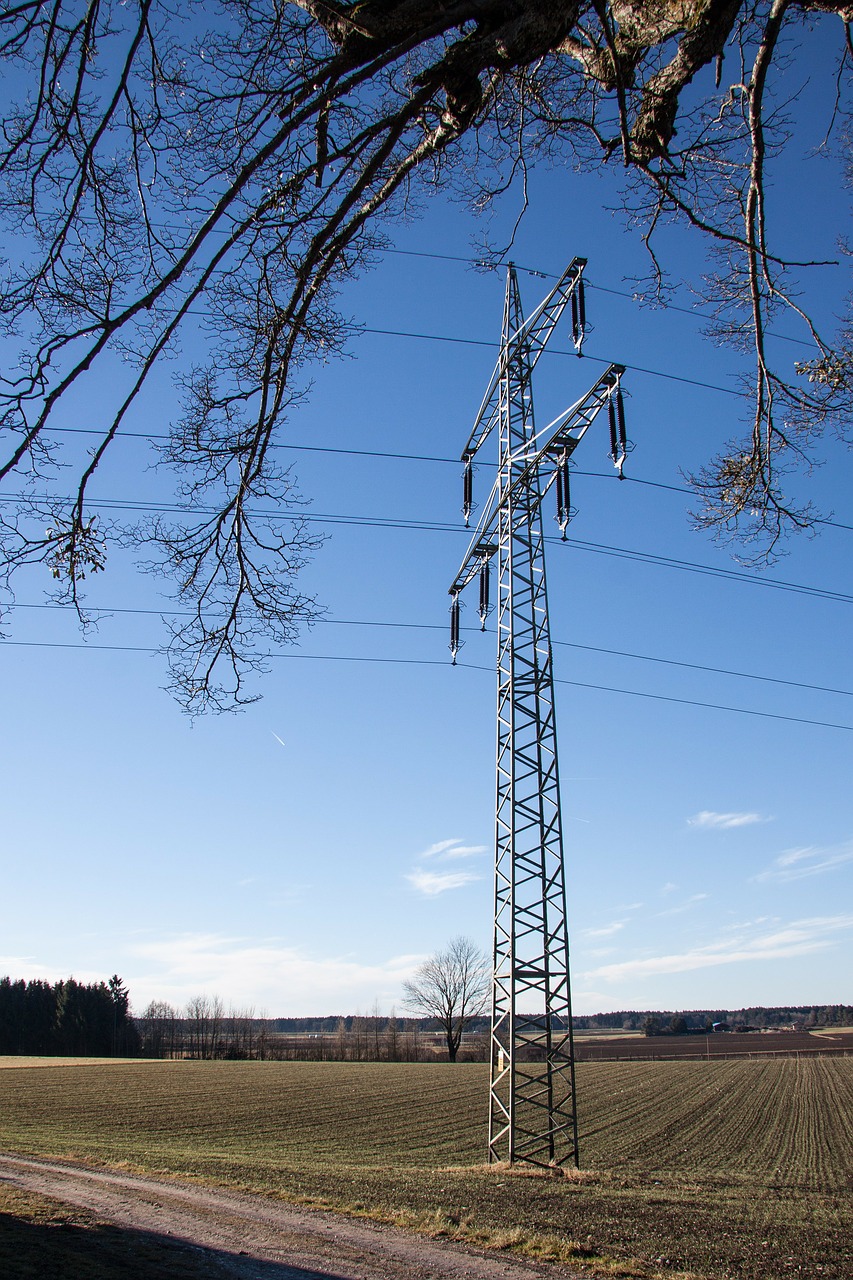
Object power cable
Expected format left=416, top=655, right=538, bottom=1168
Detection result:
left=87, top=218, right=815, bottom=352
left=23, top=426, right=852, bottom=533
left=2, top=637, right=850, bottom=732
left=359, top=327, right=746, bottom=398
left=380, top=246, right=821, bottom=351
left=172, top=297, right=753, bottom=397
left=1, top=491, right=849, bottom=604
left=558, top=535, right=853, bottom=605
left=551, top=674, right=853, bottom=733
left=9, top=598, right=852, bottom=698
left=73, top=211, right=816, bottom=351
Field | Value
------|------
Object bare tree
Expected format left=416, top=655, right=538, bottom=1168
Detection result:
left=1, top=2, right=851, bottom=709
left=385, top=1008, right=400, bottom=1062
left=402, top=935, right=490, bottom=1062
left=137, top=998, right=178, bottom=1058
left=184, top=992, right=224, bottom=1058
left=224, top=1003, right=257, bottom=1058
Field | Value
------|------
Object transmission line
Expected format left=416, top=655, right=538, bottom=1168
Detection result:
left=75, top=207, right=817, bottom=352
left=9, top=600, right=851, bottom=699
left=1, top=489, right=849, bottom=603
left=3, top=639, right=850, bottom=731
left=24, top=425, right=852, bottom=534
left=99, top=213, right=815, bottom=353
left=383, top=248, right=820, bottom=350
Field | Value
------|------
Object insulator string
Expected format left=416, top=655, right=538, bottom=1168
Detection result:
left=613, top=383, right=627, bottom=477
left=450, top=595, right=461, bottom=663
left=571, top=277, right=587, bottom=353
left=462, top=455, right=473, bottom=525
left=556, top=458, right=572, bottom=539
left=479, top=561, right=490, bottom=628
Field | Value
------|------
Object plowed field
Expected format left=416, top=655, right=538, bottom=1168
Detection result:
left=576, top=1030, right=853, bottom=1060
left=0, top=1057, right=850, bottom=1279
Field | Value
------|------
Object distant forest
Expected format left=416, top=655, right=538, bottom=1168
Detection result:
left=572, top=1006, right=853, bottom=1033
left=1, top=974, right=850, bottom=1060
left=267, top=1005, right=853, bottom=1034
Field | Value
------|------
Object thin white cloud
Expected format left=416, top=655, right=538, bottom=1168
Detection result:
left=778, top=848, right=818, bottom=867
left=656, top=892, right=710, bottom=917
left=405, top=840, right=486, bottom=896
left=406, top=868, right=480, bottom=896
left=129, top=934, right=424, bottom=1012
left=582, top=922, right=625, bottom=938
left=573, top=988, right=611, bottom=1007
left=419, top=839, right=487, bottom=861
left=720, top=916, right=772, bottom=933
left=584, top=914, right=853, bottom=984
left=0, top=953, right=42, bottom=971
left=439, top=844, right=488, bottom=860
left=420, top=838, right=463, bottom=858
left=754, top=841, right=853, bottom=884
left=688, top=810, right=769, bottom=830
left=0, top=956, right=115, bottom=986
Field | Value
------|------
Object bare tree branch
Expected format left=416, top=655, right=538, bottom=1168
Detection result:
left=1, top=0, right=851, bottom=706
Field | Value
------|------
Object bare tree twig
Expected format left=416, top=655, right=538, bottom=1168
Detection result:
left=1, top=0, right=851, bottom=706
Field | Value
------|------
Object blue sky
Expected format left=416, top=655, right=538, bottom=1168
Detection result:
left=1, top=27, right=851, bottom=1019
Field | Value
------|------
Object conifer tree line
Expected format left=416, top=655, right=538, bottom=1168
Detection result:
left=0, top=975, right=138, bottom=1056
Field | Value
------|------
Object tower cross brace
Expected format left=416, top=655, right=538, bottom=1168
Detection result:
left=449, top=259, right=628, bottom=1167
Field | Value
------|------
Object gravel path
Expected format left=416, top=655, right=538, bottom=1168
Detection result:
left=0, top=1153, right=582, bottom=1280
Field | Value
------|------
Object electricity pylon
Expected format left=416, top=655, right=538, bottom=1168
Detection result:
left=449, top=259, right=628, bottom=1167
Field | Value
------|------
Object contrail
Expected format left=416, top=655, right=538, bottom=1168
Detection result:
left=271, top=732, right=286, bottom=748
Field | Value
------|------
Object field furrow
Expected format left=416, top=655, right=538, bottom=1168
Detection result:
left=1, top=1056, right=851, bottom=1280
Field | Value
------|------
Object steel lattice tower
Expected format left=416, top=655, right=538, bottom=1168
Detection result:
left=450, top=259, right=628, bottom=1167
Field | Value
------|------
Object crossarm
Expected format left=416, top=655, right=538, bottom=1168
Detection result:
left=461, top=258, right=588, bottom=464
left=449, top=364, right=625, bottom=601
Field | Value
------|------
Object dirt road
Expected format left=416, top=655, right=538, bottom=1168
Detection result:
left=0, top=1153, right=581, bottom=1280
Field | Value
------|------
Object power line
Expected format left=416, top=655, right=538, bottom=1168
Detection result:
left=380, top=246, right=819, bottom=351
left=25, top=425, right=852, bottom=533
left=1, top=637, right=850, bottom=732
left=42, top=423, right=460, bottom=465
left=117, top=221, right=815, bottom=353
left=556, top=636, right=852, bottom=699
left=178, top=296, right=753, bottom=397
left=360, top=326, right=746, bottom=398
left=74, top=213, right=816, bottom=352
left=10, top=599, right=851, bottom=698
left=1, top=490, right=849, bottom=604
left=559, top=535, right=853, bottom=605
left=551, top=674, right=853, bottom=733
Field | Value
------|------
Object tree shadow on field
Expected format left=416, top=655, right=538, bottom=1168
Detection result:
left=0, top=1206, right=354, bottom=1280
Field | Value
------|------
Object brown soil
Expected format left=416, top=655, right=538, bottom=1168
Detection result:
left=0, top=1153, right=582, bottom=1280
left=575, top=1030, right=853, bottom=1060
